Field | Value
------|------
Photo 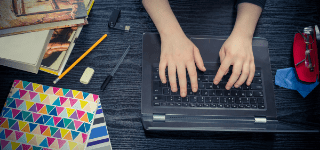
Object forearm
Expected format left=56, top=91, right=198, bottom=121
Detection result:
left=142, top=0, right=184, bottom=38
left=231, top=2, right=262, bottom=38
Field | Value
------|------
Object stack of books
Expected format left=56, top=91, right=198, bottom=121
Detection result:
left=0, top=80, right=112, bottom=150
left=0, top=0, right=94, bottom=75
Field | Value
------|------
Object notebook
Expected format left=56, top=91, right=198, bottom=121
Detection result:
left=0, top=80, right=100, bottom=150
left=87, top=102, right=112, bottom=150
left=0, top=30, right=53, bottom=74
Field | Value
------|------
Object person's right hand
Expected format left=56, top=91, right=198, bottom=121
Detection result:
left=159, top=32, right=206, bottom=97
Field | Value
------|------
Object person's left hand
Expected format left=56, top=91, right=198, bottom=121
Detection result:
left=213, top=33, right=255, bottom=90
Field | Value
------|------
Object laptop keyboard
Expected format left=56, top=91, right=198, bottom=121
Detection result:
left=152, top=66, right=266, bottom=109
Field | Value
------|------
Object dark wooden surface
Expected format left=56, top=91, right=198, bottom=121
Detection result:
left=1, top=0, right=320, bottom=149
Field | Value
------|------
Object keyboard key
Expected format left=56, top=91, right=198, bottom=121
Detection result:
left=182, top=103, right=188, bottom=107
left=242, top=85, right=250, bottom=90
left=231, top=104, right=237, bottom=108
left=210, top=104, right=217, bottom=107
left=205, top=83, right=213, bottom=89
left=187, top=82, right=191, bottom=89
left=252, top=105, right=258, bottom=108
left=153, top=102, right=160, bottom=106
left=153, top=74, right=160, bottom=80
left=257, top=98, right=264, bottom=104
left=204, top=104, right=210, bottom=107
left=250, top=83, right=263, bottom=90
left=246, top=91, right=253, bottom=97
left=153, top=95, right=165, bottom=101
left=189, top=103, right=196, bottom=107
left=253, top=91, right=264, bottom=97
left=258, top=105, right=265, bottom=109
left=238, top=104, right=244, bottom=108
left=198, top=82, right=205, bottom=89
left=208, top=90, right=216, bottom=96
left=197, top=97, right=205, bottom=103
left=212, top=84, right=220, bottom=89
left=196, top=103, right=203, bottom=107
left=175, top=103, right=181, bottom=107
left=197, top=76, right=202, bottom=82
left=171, top=89, right=180, bottom=95
left=250, top=98, right=257, bottom=104
left=190, top=96, right=197, bottom=103
left=153, top=87, right=162, bottom=94
left=153, top=67, right=159, bottom=74
left=153, top=81, right=160, bottom=88
left=212, top=97, right=220, bottom=103
left=241, top=98, right=250, bottom=104
left=239, top=91, right=246, bottom=97
left=245, top=104, right=251, bottom=108
left=205, top=97, right=212, bottom=103
left=163, top=88, right=170, bottom=95
left=222, top=76, right=229, bottom=82
left=254, top=70, right=261, bottom=77
left=224, top=90, right=231, bottom=96
left=201, top=90, right=208, bottom=96
left=218, top=104, right=224, bottom=108
left=182, top=97, right=190, bottom=102
left=174, top=96, right=181, bottom=102
left=161, top=102, right=167, bottom=106
left=201, top=76, right=209, bottom=82
left=161, top=82, right=168, bottom=87
left=235, top=97, right=242, bottom=104
left=168, top=103, right=174, bottom=106
left=187, top=89, right=194, bottom=95
left=208, top=76, right=214, bottom=82
left=166, top=96, right=174, bottom=102
left=231, top=90, right=239, bottom=96
left=227, top=97, right=235, bottom=104
left=252, top=78, right=262, bottom=84
left=220, top=97, right=227, bottom=103
left=204, top=70, right=217, bottom=75
left=216, top=90, right=223, bottom=96
left=224, top=104, right=230, bottom=108
left=194, top=90, right=201, bottom=96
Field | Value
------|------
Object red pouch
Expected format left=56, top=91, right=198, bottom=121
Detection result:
left=293, top=29, right=319, bottom=83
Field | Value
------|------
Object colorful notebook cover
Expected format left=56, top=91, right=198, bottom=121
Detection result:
left=0, top=80, right=100, bottom=150
left=87, top=102, right=112, bottom=150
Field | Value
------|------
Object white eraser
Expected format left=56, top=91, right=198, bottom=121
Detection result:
left=80, top=67, right=94, bottom=84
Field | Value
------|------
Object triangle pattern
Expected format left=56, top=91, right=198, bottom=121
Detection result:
left=39, top=94, right=48, bottom=102
left=63, top=131, right=72, bottom=141
left=41, top=97, right=51, bottom=105
left=65, top=90, right=73, bottom=98
left=49, top=108, right=57, bottom=116
left=53, top=117, right=62, bottom=126
left=66, top=121, right=75, bottom=130
left=56, top=119, right=65, bottom=128
left=25, top=133, right=35, bottom=143
left=11, top=89, right=20, bottom=99
left=49, top=127, right=58, bottom=136
left=15, top=81, right=24, bottom=89
left=60, top=129, right=69, bottom=138
left=42, top=85, right=50, bottom=93
left=14, top=112, right=23, bottom=121
left=57, top=139, right=66, bottom=149
left=42, top=128, right=51, bottom=137
left=25, top=101, right=35, bottom=111
left=21, top=111, right=31, bottom=121
left=22, top=81, right=30, bottom=88
left=32, top=83, right=40, bottom=91
left=59, top=97, right=68, bottom=105
left=47, top=137, right=55, bottom=147
left=76, top=110, right=85, bottom=119
left=20, top=91, right=31, bottom=101
left=29, top=92, right=38, bottom=101
left=10, top=122, right=19, bottom=131
left=38, top=106, right=48, bottom=114
left=12, top=109, right=21, bottom=118
left=25, top=114, right=34, bottom=123
left=69, top=112, right=78, bottom=120
left=3, top=109, right=12, bottom=119
left=35, top=115, right=44, bottom=124
left=69, top=98, right=78, bottom=107
left=46, top=105, right=55, bottom=114
left=52, top=98, right=61, bottom=106
left=71, top=100, right=81, bottom=110
left=70, top=130, right=79, bottom=140
left=29, top=123, right=38, bottom=132
left=55, top=88, right=64, bottom=96
left=39, top=138, right=48, bottom=148
left=79, top=100, right=88, bottom=109
left=56, top=107, right=64, bottom=116
left=62, top=89, right=70, bottom=96
left=21, top=123, right=30, bottom=133
left=35, top=85, right=44, bottom=93
left=63, top=118, right=72, bottom=127
left=17, top=101, right=27, bottom=111
left=80, top=113, right=89, bottom=123
left=31, top=94, right=41, bottom=103
left=87, top=112, right=94, bottom=123
left=25, top=83, right=33, bottom=91
left=15, top=99, right=24, bottom=108
left=45, top=87, right=54, bottom=95
left=8, top=119, right=17, bottom=128
left=77, top=123, right=86, bottom=133
left=45, top=117, right=54, bottom=126
left=82, top=92, right=89, bottom=99
left=75, top=92, right=84, bottom=100
left=53, top=129, right=61, bottom=139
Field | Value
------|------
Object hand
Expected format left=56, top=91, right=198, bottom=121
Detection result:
left=214, top=33, right=255, bottom=90
left=159, top=33, right=206, bottom=97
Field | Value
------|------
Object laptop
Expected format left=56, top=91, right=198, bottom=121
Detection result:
left=141, top=32, right=318, bottom=132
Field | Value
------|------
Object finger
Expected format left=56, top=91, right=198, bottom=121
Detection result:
left=246, top=60, right=255, bottom=86
left=234, top=61, right=250, bottom=88
left=193, top=46, right=206, bottom=71
left=214, top=55, right=232, bottom=85
left=219, top=48, right=229, bottom=75
left=186, top=62, right=198, bottom=93
left=168, top=63, right=178, bottom=92
left=177, top=64, right=187, bottom=97
left=226, top=61, right=243, bottom=90
left=159, top=60, right=168, bottom=83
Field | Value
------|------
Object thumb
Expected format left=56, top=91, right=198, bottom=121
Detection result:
left=193, top=46, right=206, bottom=71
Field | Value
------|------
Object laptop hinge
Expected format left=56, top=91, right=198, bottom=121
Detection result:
left=254, top=117, right=267, bottom=123
left=153, top=114, right=165, bottom=122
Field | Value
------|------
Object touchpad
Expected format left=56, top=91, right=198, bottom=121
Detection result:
left=191, top=37, right=227, bottom=63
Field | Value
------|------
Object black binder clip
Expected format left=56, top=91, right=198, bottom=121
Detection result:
left=108, top=9, right=130, bottom=32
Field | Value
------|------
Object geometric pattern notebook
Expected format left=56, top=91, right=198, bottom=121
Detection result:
left=0, top=80, right=100, bottom=150
left=87, top=102, right=112, bottom=150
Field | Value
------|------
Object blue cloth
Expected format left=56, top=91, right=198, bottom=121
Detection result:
left=275, top=67, right=319, bottom=98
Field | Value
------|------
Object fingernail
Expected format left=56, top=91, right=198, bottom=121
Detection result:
left=162, top=80, right=166, bottom=83
left=214, top=81, right=218, bottom=85
left=226, top=86, right=231, bottom=90
left=193, top=88, right=197, bottom=92
left=235, top=84, right=239, bottom=88
left=248, top=82, right=251, bottom=85
left=172, top=87, right=176, bottom=91
left=182, top=92, right=186, bottom=97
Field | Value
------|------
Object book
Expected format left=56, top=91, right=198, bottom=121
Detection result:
left=39, top=0, right=95, bottom=75
left=0, top=80, right=100, bottom=150
left=0, top=30, right=54, bottom=74
left=0, top=0, right=88, bottom=37
left=87, top=102, right=112, bottom=150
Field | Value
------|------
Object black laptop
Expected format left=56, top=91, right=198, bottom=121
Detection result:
left=141, top=32, right=318, bottom=132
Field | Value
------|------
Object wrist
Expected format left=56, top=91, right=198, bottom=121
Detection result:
left=159, top=24, right=185, bottom=40
left=231, top=27, right=254, bottom=40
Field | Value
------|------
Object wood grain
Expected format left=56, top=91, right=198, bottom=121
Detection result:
left=0, top=0, right=320, bottom=149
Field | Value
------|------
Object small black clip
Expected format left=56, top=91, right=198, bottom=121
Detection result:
left=108, top=9, right=130, bottom=32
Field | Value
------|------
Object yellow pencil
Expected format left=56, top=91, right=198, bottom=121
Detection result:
left=53, top=34, right=108, bottom=84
